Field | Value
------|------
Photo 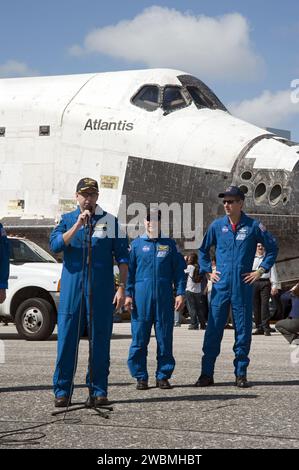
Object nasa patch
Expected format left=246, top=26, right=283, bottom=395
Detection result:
left=142, top=245, right=150, bottom=252
left=93, top=222, right=107, bottom=239
left=94, top=223, right=107, bottom=230
left=157, top=245, right=169, bottom=252
left=222, top=226, right=229, bottom=233
left=236, top=233, right=246, bottom=241
left=157, top=244, right=169, bottom=257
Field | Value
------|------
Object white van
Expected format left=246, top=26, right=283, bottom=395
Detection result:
left=0, top=237, right=62, bottom=340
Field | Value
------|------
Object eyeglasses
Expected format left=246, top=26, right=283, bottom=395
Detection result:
left=222, top=200, right=238, bottom=205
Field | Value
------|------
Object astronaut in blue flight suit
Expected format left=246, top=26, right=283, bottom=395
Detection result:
left=196, top=186, right=278, bottom=388
left=50, top=178, right=129, bottom=407
left=125, top=208, right=186, bottom=390
left=0, top=223, right=10, bottom=305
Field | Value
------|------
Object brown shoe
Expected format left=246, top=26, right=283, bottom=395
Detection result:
left=235, top=376, right=249, bottom=388
left=86, top=395, right=110, bottom=407
left=194, top=375, right=214, bottom=387
left=54, top=396, right=71, bottom=408
left=94, top=396, right=109, bottom=407
left=136, top=380, right=149, bottom=390
left=156, top=379, right=172, bottom=389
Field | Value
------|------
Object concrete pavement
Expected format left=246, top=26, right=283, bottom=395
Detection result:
left=0, top=322, right=298, bottom=449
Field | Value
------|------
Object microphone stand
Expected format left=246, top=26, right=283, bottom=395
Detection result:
left=52, top=217, right=113, bottom=419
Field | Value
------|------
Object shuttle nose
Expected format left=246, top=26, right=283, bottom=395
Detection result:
left=232, top=135, right=299, bottom=213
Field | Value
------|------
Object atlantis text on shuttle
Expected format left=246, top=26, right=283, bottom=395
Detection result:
left=84, top=118, right=134, bottom=131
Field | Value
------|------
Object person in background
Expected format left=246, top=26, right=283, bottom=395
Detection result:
left=206, top=257, right=216, bottom=309
left=252, top=243, right=280, bottom=336
left=185, top=253, right=207, bottom=330
left=280, top=288, right=294, bottom=319
left=275, top=283, right=299, bottom=345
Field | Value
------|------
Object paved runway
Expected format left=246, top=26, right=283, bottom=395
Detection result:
left=0, top=322, right=298, bottom=449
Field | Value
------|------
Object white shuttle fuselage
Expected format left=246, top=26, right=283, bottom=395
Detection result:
left=0, top=68, right=298, bottom=280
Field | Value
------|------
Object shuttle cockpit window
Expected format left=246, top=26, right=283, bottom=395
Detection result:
left=162, top=86, right=188, bottom=113
left=186, top=86, right=213, bottom=109
left=131, top=85, right=160, bottom=111
left=177, top=74, right=227, bottom=112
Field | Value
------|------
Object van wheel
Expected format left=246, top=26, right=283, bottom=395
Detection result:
left=15, top=298, right=55, bottom=341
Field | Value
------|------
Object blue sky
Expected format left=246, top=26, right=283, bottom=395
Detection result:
left=1, top=0, right=299, bottom=140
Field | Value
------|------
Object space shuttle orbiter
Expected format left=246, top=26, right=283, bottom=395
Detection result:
left=0, top=68, right=298, bottom=281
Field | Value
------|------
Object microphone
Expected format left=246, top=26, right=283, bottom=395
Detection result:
left=84, top=210, right=92, bottom=227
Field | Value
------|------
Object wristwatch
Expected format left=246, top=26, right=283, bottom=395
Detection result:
left=257, top=267, right=265, bottom=276
left=118, top=283, right=125, bottom=288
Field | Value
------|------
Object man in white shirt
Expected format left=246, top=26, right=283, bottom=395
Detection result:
left=252, top=243, right=280, bottom=336
left=184, top=253, right=207, bottom=330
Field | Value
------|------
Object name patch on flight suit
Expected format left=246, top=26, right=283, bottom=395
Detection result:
left=236, top=227, right=248, bottom=241
left=93, top=222, right=107, bottom=239
left=156, top=245, right=169, bottom=257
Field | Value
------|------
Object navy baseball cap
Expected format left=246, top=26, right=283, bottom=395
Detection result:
left=76, top=177, right=99, bottom=194
left=218, top=185, right=245, bottom=200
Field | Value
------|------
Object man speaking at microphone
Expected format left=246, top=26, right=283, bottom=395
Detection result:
left=50, top=177, right=129, bottom=407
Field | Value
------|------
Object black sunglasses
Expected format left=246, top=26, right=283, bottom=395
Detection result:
left=222, top=199, right=238, bottom=205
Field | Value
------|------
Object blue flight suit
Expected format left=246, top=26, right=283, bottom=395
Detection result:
left=199, top=212, right=278, bottom=378
left=0, top=223, right=9, bottom=290
left=50, top=206, right=129, bottom=398
left=126, top=234, right=186, bottom=381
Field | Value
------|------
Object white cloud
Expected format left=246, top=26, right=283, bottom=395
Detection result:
left=69, top=6, right=263, bottom=81
left=0, top=60, right=39, bottom=78
left=229, top=88, right=299, bottom=129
